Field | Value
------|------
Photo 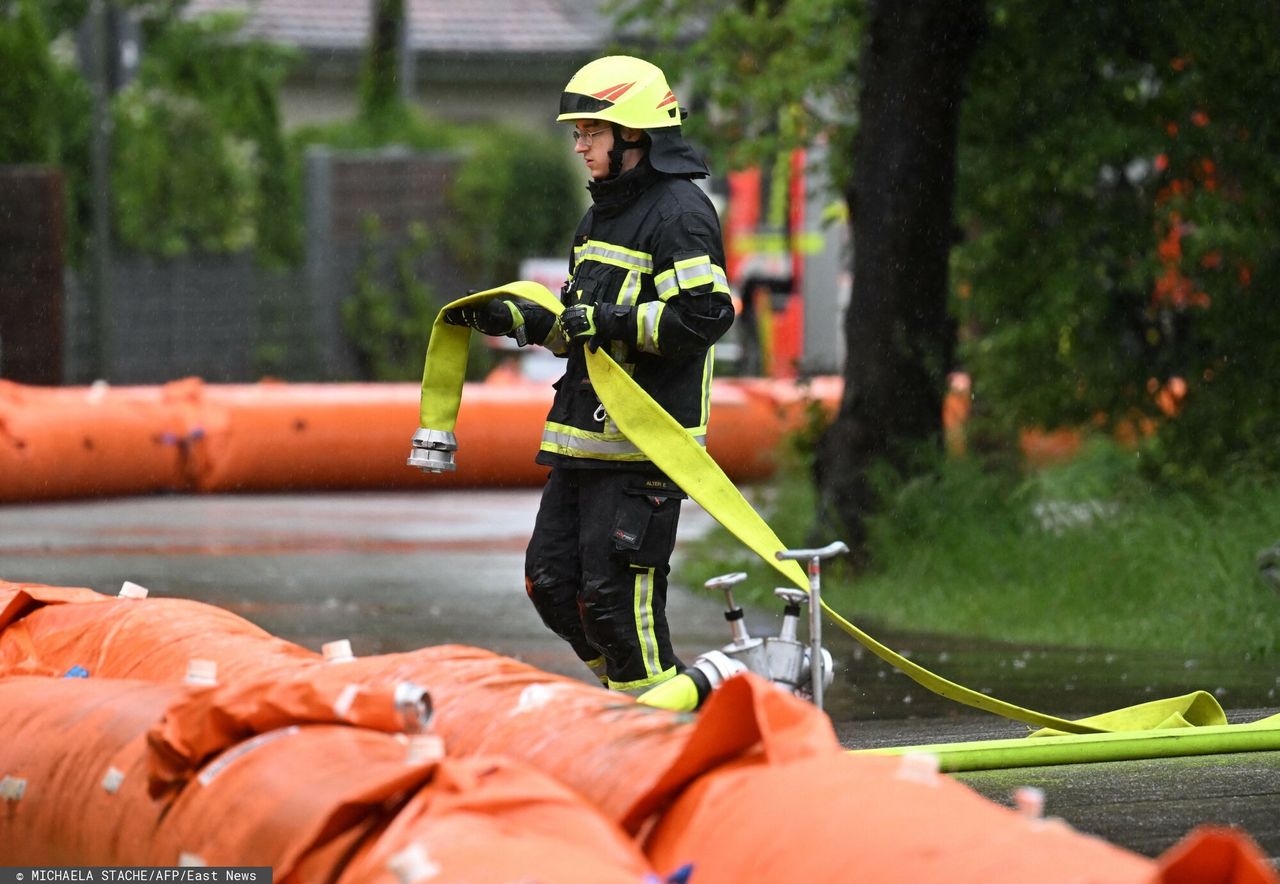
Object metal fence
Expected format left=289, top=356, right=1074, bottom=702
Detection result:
left=2, top=150, right=471, bottom=386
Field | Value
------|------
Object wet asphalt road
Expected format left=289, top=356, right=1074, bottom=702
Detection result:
left=1, top=490, right=1277, bottom=865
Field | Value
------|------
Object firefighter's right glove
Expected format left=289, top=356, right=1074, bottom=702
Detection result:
left=443, top=299, right=525, bottom=338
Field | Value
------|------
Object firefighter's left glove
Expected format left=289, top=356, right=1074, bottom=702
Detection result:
left=559, top=303, right=627, bottom=353
left=559, top=303, right=598, bottom=343
left=443, top=299, right=527, bottom=343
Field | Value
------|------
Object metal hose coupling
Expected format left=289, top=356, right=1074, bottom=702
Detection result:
left=394, top=681, right=434, bottom=734
left=406, top=427, right=458, bottom=473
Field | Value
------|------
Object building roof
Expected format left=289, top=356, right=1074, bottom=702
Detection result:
left=184, top=0, right=613, bottom=55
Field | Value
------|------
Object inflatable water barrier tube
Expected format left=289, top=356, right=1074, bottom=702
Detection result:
left=0, top=579, right=1275, bottom=882
left=0, top=376, right=840, bottom=503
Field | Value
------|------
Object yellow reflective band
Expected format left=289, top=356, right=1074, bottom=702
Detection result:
left=574, top=240, right=654, bottom=274
left=617, top=269, right=642, bottom=307
left=542, top=322, right=569, bottom=355
left=673, top=255, right=714, bottom=290
left=700, top=346, right=714, bottom=428
left=654, top=269, right=679, bottom=301
left=633, top=566, right=661, bottom=678
left=665, top=258, right=732, bottom=297
left=608, top=666, right=678, bottom=693
left=540, top=420, right=706, bottom=460
left=637, top=301, right=664, bottom=354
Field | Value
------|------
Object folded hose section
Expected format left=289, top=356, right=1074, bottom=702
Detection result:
left=418, top=283, right=1260, bottom=741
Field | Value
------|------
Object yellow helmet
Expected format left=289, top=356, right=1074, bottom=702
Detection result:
left=557, top=55, right=683, bottom=130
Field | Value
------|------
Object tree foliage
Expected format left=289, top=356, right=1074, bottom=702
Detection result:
left=343, top=216, right=439, bottom=381
left=955, top=0, right=1280, bottom=483
left=612, top=0, right=860, bottom=180
left=614, top=0, right=977, bottom=557
left=446, top=128, right=581, bottom=282
left=111, top=9, right=299, bottom=262
left=614, top=0, right=1280, bottom=499
left=0, top=0, right=93, bottom=257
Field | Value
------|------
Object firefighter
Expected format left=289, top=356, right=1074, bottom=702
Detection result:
left=444, top=55, right=734, bottom=693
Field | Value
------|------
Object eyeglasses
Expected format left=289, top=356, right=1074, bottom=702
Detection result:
left=571, top=126, right=611, bottom=147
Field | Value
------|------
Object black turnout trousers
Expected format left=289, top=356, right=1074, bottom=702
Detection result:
left=523, top=467, right=686, bottom=690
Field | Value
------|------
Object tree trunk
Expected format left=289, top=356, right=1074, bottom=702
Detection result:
left=814, top=0, right=985, bottom=562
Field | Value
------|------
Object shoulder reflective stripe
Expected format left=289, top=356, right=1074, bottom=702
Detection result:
left=637, top=301, right=664, bottom=354
left=633, top=566, right=661, bottom=678
left=577, top=240, right=654, bottom=273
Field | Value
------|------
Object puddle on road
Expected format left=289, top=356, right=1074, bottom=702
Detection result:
left=821, top=627, right=1278, bottom=723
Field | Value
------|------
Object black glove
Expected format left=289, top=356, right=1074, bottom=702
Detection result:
left=443, top=299, right=522, bottom=337
left=559, top=304, right=598, bottom=345
left=559, top=303, right=626, bottom=352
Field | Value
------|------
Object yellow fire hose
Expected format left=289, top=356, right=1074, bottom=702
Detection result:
left=416, top=282, right=1277, bottom=756
left=855, top=713, right=1280, bottom=772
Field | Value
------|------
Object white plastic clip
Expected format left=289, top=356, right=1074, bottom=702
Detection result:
left=1014, top=785, right=1046, bottom=819
left=101, top=766, right=126, bottom=794
left=895, top=751, right=941, bottom=786
left=185, top=659, right=217, bottom=686
left=118, top=581, right=149, bottom=599
left=387, top=843, right=441, bottom=884
left=323, top=639, right=355, bottom=664
left=0, top=775, right=28, bottom=801
left=404, top=734, right=445, bottom=765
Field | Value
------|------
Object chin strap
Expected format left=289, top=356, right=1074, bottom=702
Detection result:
left=606, top=124, right=648, bottom=178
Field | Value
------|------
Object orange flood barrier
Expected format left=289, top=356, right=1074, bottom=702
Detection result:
left=3, top=580, right=1278, bottom=883
left=0, top=376, right=839, bottom=502
left=0, top=675, right=656, bottom=882
left=0, top=581, right=320, bottom=682
left=0, top=379, right=188, bottom=500
left=646, top=677, right=1156, bottom=882
left=0, top=582, right=703, bottom=830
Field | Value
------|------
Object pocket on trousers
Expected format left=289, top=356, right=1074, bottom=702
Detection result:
left=611, top=483, right=685, bottom=566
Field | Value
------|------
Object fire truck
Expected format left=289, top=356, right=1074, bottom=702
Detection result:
left=722, top=142, right=849, bottom=378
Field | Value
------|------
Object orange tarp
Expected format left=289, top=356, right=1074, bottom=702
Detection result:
left=1, top=579, right=1276, bottom=882
left=0, top=380, right=187, bottom=500
left=0, top=583, right=319, bottom=681
left=0, top=377, right=841, bottom=502
left=0, top=675, right=656, bottom=880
